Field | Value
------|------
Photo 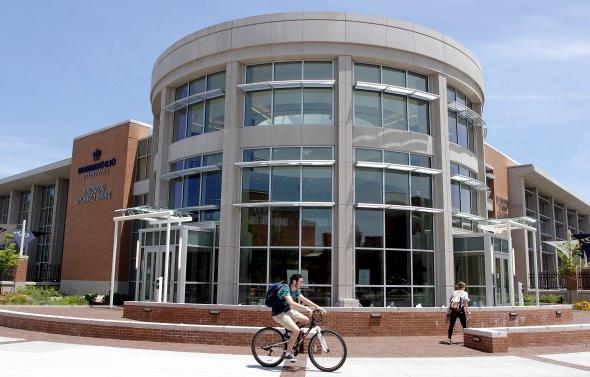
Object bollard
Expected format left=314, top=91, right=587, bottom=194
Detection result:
left=518, top=282, right=524, bottom=306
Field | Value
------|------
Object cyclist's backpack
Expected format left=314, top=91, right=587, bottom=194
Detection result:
left=449, top=292, right=462, bottom=312
left=265, top=282, right=285, bottom=308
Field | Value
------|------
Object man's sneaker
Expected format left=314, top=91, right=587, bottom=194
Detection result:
left=284, top=352, right=297, bottom=362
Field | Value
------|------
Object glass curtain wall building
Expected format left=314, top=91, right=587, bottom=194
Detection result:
left=145, top=12, right=488, bottom=307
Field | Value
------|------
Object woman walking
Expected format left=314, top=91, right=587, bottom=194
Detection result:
left=447, top=281, right=470, bottom=344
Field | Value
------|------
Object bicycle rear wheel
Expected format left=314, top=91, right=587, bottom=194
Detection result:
left=251, top=327, right=287, bottom=367
left=308, top=330, right=347, bottom=372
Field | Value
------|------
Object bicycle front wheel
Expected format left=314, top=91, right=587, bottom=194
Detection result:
left=251, top=327, right=287, bottom=367
left=308, top=330, right=347, bottom=372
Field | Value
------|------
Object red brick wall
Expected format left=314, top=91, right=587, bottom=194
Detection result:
left=464, top=333, right=508, bottom=353
left=123, top=303, right=572, bottom=337
left=464, top=329, right=590, bottom=353
left=14, top=259, right=28, bottom=283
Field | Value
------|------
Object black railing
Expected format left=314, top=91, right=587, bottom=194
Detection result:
left=26, top=264, right=61, bottom=282
left=529, top=270, right=590, bottom=290
left=579, top=269, right=590, bottom=290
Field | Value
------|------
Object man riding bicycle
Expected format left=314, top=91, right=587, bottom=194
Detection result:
left=272, top=273, right=326, bottom=362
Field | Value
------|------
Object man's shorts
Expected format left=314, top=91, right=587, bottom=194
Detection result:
left=272, top=309, right=309, bottom=332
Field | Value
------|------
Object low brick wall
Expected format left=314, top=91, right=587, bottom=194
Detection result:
left=0, top=309, right=258, bottom=346
left=464, top=324, right=590, bottom=353
left=123, top=302, right=573, bottom=337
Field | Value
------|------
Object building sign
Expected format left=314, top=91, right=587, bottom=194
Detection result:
left=78, top=149, right=116, bottom=178
left=76, top=184, right=112, bottom=204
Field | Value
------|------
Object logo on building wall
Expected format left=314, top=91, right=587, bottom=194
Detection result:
left=76, top=184, right=112, bottom=204
left=78, top=149, right=116, bottom=178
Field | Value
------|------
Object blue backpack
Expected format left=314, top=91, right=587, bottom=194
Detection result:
left=265, top=282, right=285, bottom=308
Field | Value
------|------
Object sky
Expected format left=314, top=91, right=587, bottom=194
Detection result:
left=0, top=1, right=589, bottom=200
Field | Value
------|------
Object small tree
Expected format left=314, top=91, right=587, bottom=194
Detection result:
left=0, top=234, right=23, bottom=281
left=557, top=236, right=582, bottom=278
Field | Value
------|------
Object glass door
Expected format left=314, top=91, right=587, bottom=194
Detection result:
left=494, top=255, right=509, bottom=305
left=141, top=245, right=178, bottom=302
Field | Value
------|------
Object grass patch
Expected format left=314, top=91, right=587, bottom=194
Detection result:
left=0, top=286, right=88, bottom=306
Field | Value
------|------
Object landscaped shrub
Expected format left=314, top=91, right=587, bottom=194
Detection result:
left=49, top=295, right=88, bottom=306
left=524, top=294, right=563, bottom=305
left=0, top=293, right=29, bottom=305
left=574, top=301, right=590, bottom=311
left=0, top=286, right=87, bottom=306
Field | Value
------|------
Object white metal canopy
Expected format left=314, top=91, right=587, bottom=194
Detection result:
left=109, top=206, right=193, bottom=307
left=477, top=216, right=540, bottom=307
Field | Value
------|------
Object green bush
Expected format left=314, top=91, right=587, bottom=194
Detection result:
left=0, top=286, right=87, bottom=306
left=0, top=293, right=29, bottom=305
left=524, top=294, right=563, bottom=305
left=17, top=286, right=63, bottom=303
left=49, top=296, right=88, bottom=306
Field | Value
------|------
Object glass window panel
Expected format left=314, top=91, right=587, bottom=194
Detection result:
left=413, top=287, right=434, bottom=307
left=205, top=97, right=225, bottom=132
left=447, top=87, right=456, bottom=103
left=169, top=178, right=183, bottom=209
left=270, top=249, right=299, bottom=284
left=303, top=61, right=333, bottom=80
left=302, top=286, right=331, bottom=307
left=354, top=90, right=381, bottom=127
left=302, top=147, right=332, bottom=160
left=470, top=188, right=478, bottom=215
left=410, top=154, right=431, bottom=168
left=207, top=71, right=226, bottom=91
left=244, top=91, right=272, bottom=127
left=301, top=208, right=332, bottom=247
left=185, top=156, right=201, bottom=168
left=386, top=250, right=411, bottom=286
left=456, top=91, right=466, bottom=106
left=354, top=63, right=380, bottom=83
left=185, top=284, right=212, bottom=304
left=385, top=171, right=409, bottom=206
left=189, top=77, right=206, bottom=95
left=382, top=67, right=406, bottom=87
left=355, top=148, right=382, bottom=162
left=273, top=89, right=302, bottom=125
left=239, top=248, right=267, bottom=283
left=301, top=249, right=331, bottom=284
left=302, top=167, right=332, bottom=202
left=355, top=249, right=383, bottom=285
left=270, top=207, right=300, bottom=246
left=355, top=209, right=383, bottom=248
left=451, top=181, right=461, bottom=213
left=170, top=160, right=184, bottom=171
left=274, top=61, right=302, bottom=81
left=303, top=88, right=333, bottom=125
left=384, top=151, right=408, bottom=165
left=246, top=64, right=272, bottom=83
left=412, top=251, right=434, bottom=285
left=272, top=147, right=300, bottom=160
left=204, top=153, right=222, bottom=166
left=355, top=168, right=382, bottom=204
left=183, top=174, right=200, bottom=207
left=454, top=253, right=485, bottom=286
left=458, top=166, right=470, bottom=177
left=460, top=184, right=471, bottom=213
left=383, top=93, right=406, bottom=130
left=457, top=116, right=468, bottom=147
left=238, top=285, right=267, bottom=305
left=271, top=167, right=300, bottom=201
left=187, top=102, right=204, bottom=137
left=450, top=163, right=460, bottom=176
left=410, top=173, right=432, bottom=208
left=240, top=207, right=268, bottom=247
left=412, top=212, right=433, bottom=250
left=172, top=109, right=187, bottom=142
left=186, top=247, right=212, bottom=282
left=175, top=84, right=188, bottom=100
left=386, top=287, right=411, bottom=307
left=448, top=111, right=457, bottom=144
left=408, top=98, right=429, bottom=134
left=242, top=167, right=269, bottom=203
left=385, top=210, right=410, bottom=249
left=356, top=287, right=384, bottom=307
left=201, top=171, right=222, bottom=206
left=243, top=148, right=270, bottom=162
left=468, top=123, right=475, bottom=152
left=407, top=72, right=428, bottom=92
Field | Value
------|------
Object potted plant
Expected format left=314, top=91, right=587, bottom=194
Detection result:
left=557, top=235, right=581, bottom=291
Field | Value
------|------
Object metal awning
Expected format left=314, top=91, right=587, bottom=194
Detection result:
left=453, top=212, right=487, bottom=221
left=238, top=80, right=335, bottom=92
left=355, top=161, right=442, bottom=175
left=448, top=101, right=486, bottom=126
left=451, top=174, right=489, bottom=191
left=113, top=206, right=193, bottom=224
left=357, top=203, right=444, bottom=213
left=354, top=81, right=439, bottom=101
left=163, top=89, right=225, bottom=113
left=234, top=201, right=335, bottom=208
left=235, top=160, right=335, bottom=168
left=160, top=165, right=222, bottom=181
left=476, top=216, right=537, bottom=233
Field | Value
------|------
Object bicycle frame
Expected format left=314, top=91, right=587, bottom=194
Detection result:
left=282, top=311, right=329, bottom=354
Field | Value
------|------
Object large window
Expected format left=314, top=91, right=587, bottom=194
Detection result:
left=0, top=196, right=8, bottom=224
left=447, top=87, right=475, bottom=151
left=450, top=163, right=479, bottom=231
left=135, top=137, right=151, bottom=182
left=353, top=63, right=430, bottom=134
left=17, top=191, right=30, bottom=224
left=244, top=61, right=334, bottom=127
left=172, top=71, right=226, bottom=142
left=168, top=152, right=222, bottom=221
left=239, top=146, right=334, bottom=306
left=453, top=236, right=486, bottom=306
left=35, top=185, right=55, bottom=265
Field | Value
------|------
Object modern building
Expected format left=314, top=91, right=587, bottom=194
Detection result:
left=0, top=12, right=587, bottom=307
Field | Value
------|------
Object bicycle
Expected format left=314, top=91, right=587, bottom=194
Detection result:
left=251, top=309, right=347, bottom=372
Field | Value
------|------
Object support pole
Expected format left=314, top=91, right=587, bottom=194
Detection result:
left=532, top=230, right=540, bottom=306
left=507, top=223, right=515, bottom=306
left=109, top=220, right=119, bottom=307
left=134, top=238, right=140, bottom=301
left=19, top=219, right=26, bottom=256
left=163, top=216, right=171, bottom=303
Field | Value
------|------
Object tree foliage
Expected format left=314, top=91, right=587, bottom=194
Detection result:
left=0, top=234, right=23, bottom=279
